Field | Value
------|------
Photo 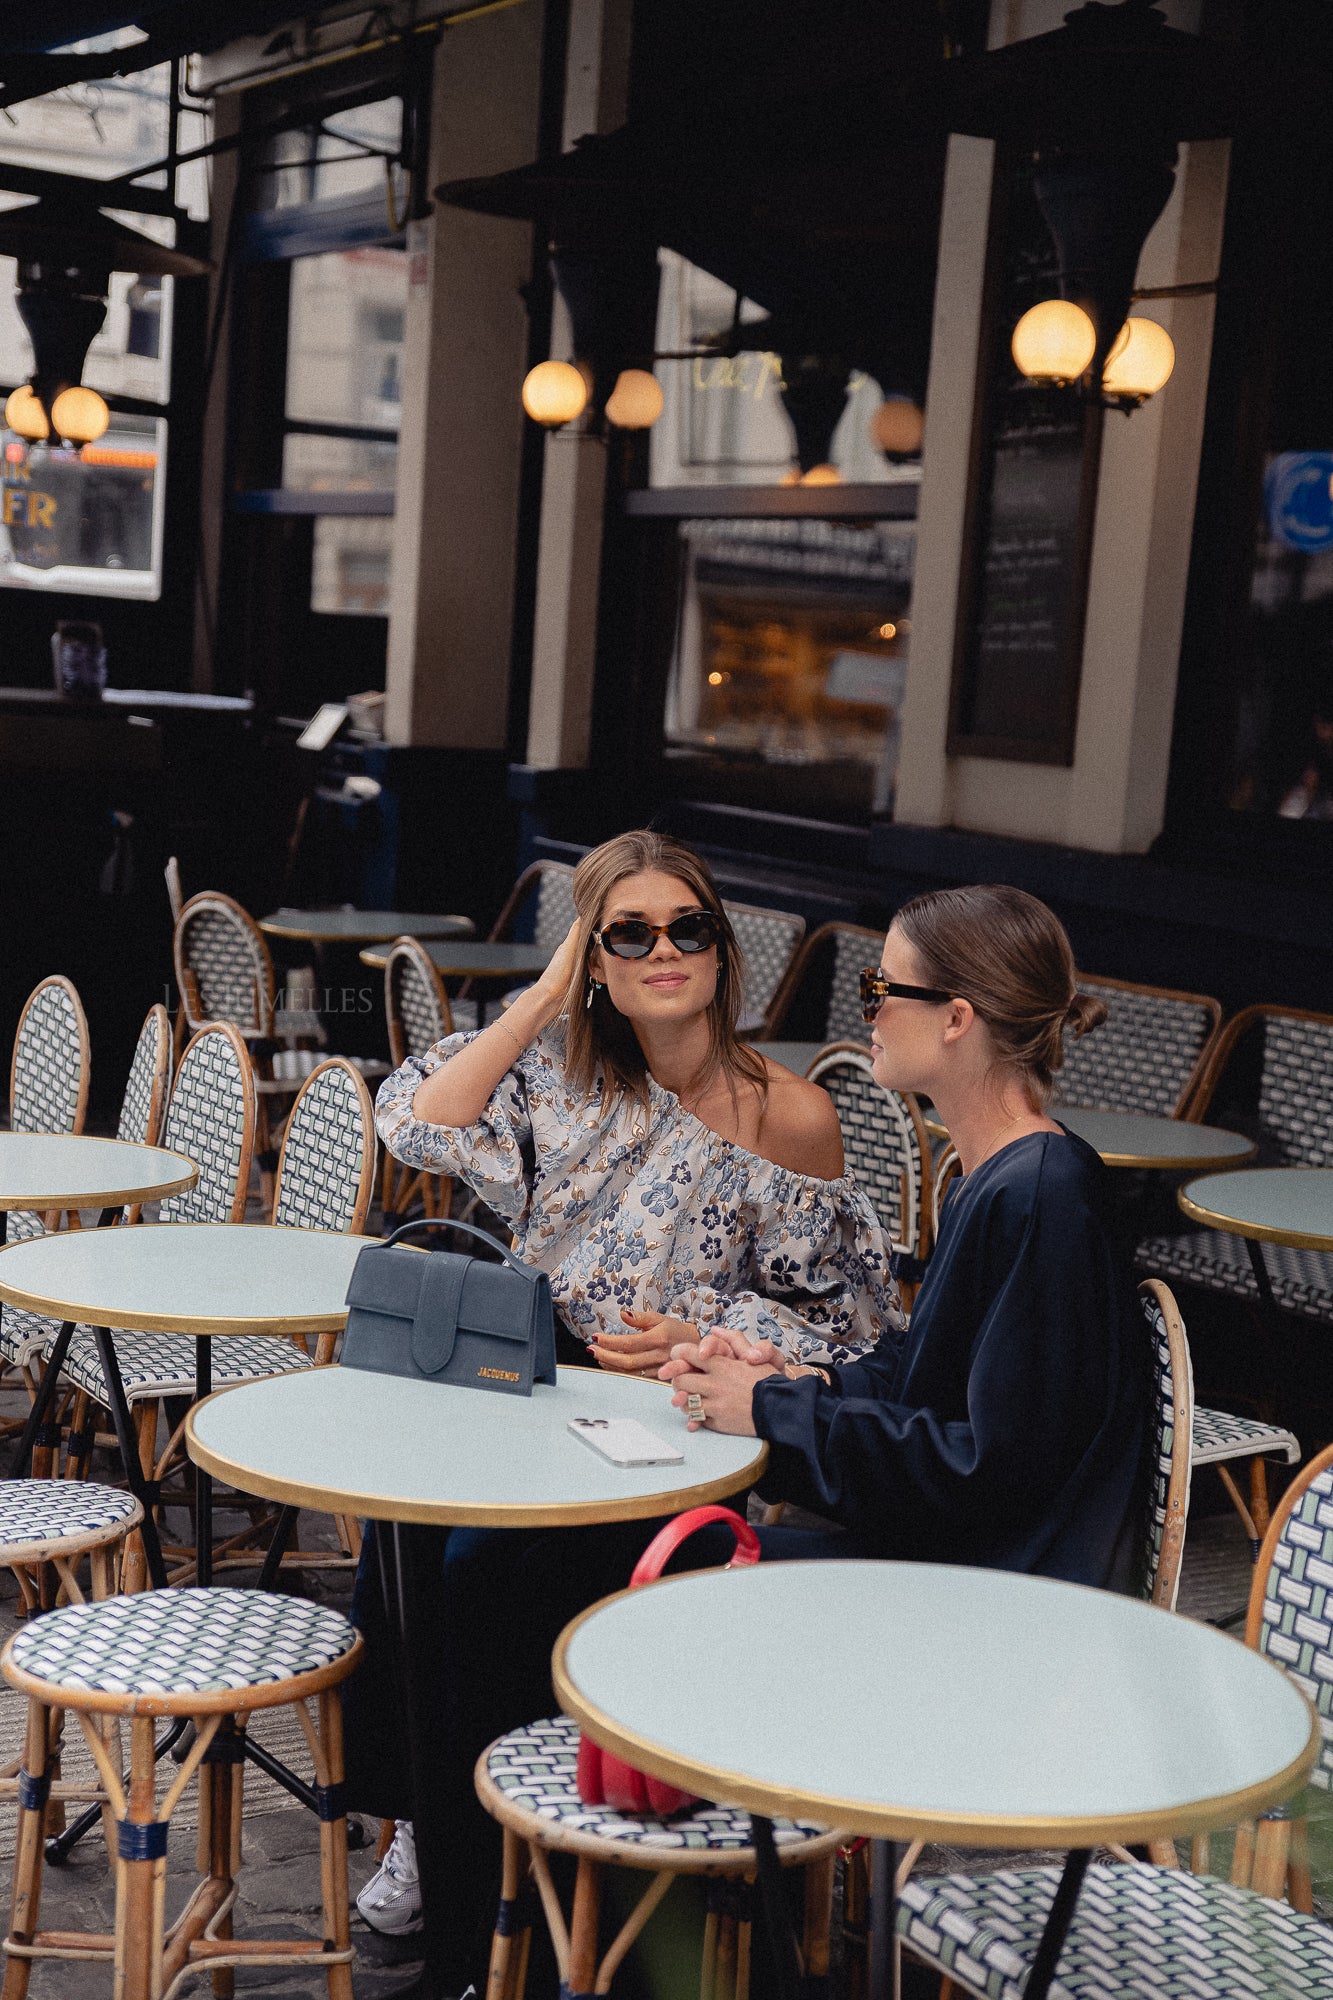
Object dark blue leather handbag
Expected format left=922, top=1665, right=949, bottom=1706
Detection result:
left=340, top=1218, right=557, bottom=1397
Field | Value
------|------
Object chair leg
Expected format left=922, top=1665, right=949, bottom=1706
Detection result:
left=1215, top=1464, right=1261, bottom=1560
left=486, top=1826, right=534, bottom=2000
left=2, top=1699, right=53, bottom=2000
left=120, top=1404, right=160, bottom=1595
left=1248, top=1457, right=1272, bottom=1543
left=1250, top=1812, right=1291, bottom=1902
left=314, top=1688, right=354, bottom=2000
left=1287, top=1815, right=1313, bottom=1913
left=567, top=1857, right=601, bottom=2000
left=205, top=1719, right=238, bottom=2000
left=116, top=1715, right=166, bottom=2000
left=802, top=1852, right=835, bottom=1991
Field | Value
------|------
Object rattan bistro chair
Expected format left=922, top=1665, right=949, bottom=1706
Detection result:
left=1053, top=973, right=1222, bottom=1120
left=382, top=936, right=454, bottom=1229
left=454, top=859, right=577, bottom=1031
left=764, top=922, right=885, bottom=1045
left=722, top=899, right=805, bottom=1035
left=807, top=1044, right=932, bottom=1282
left=1, top=1588, right=362, bottom=2000
left=56, top=1059, right=373, bottom=1582
left=896, top=1436, right=1333, bottom=2000
left=0, top=1004, right=171, bottom=1405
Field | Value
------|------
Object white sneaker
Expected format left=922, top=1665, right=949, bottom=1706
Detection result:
left=356, top=1819, right=423, bottom=1935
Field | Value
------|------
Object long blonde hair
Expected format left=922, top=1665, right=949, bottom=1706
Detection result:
left=561, top=830, right=769, bottom=1109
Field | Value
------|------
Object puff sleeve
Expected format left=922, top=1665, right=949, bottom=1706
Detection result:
left=374, top=1032, right=537, bottom=1228
left=708, top=1173, right=902, bottom=1367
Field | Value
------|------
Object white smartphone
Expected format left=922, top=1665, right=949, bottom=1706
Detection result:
left=568, top=1417, right=685, bottom=1467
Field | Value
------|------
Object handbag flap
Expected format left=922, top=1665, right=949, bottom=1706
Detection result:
left=455, top=1260, right=538, bottom=1343
left=345, top=1241, right=428, bottom=1321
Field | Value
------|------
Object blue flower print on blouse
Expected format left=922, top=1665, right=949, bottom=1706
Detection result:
left=374, top=1021, right=901, bottom=1366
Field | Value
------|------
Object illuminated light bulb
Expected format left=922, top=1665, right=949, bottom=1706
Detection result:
left=4, top=385, right=48, bottom=441
left=51, top=385, right=110, bottom=445
left=1101, top=317, right=1175, bottom=403
left=1011, top=299, right=1097, bottom=384
left=604, top=368, right=664, bottom=429
left=521, top=360, right=588, bottom=427
left=707, top=671, right=724, bottom=686
left=800, top=463, right=842, bottom=486
left=870, top=397, right=924, bottom=457
left=878, top=622, right=897, bottom=641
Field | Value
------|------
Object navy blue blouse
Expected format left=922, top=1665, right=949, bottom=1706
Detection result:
left=751, top=1127, right=1150, bottom=1590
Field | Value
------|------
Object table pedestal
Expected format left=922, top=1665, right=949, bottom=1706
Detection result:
left=381, top=1519, right=455, bottom=1998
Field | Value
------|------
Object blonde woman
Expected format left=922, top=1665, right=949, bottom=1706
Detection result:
left=375, top=828, right=898, bottom=1370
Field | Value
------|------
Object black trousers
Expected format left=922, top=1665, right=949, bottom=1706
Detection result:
left=341, top=1514, right=862, bottom=1986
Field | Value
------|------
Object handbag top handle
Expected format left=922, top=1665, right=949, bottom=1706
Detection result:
left=380, top=1215, right=531, bottom=1278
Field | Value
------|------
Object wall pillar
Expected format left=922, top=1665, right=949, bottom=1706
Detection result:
left=895, top=0, right=1227, bottom=853
left=383, top=2, right=545, bottom=748
left=524, top=0, right=632, bottom=770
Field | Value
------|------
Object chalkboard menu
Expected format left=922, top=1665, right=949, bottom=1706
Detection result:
left=948, top=156, right=1104, bottom=766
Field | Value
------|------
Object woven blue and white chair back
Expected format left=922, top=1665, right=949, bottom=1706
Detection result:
left=10, top=975, right=89, bottom=1140
left=825, top=926, right=881, bottom=1043
left=1252, top=1012, right=1333, bottom=1169
left=1053, top=975, right=1220, bottom=1119
left=157, top=1023, right=256, bottom=1225
left=174, top=892, right=276, bottom=1041
left=531, top=862, right=577, bottom=956
left=384, top=937, right=453, bottom=1067
left=273, top=1059, right=375, bottom=1235
left=722, top=900, right=805, bottom=1030
left=807, top=1045, right=927, bottom=1257
left=116, top=1004, right=172, bottom=1148
left=1249, top=1436, right=1333, bottom=1793
left=1139, top=1280, right=1193, bottom=1610
left=929, top=1140, right=961, bottom=1245
left=7, top=976, right=90, bottom=1247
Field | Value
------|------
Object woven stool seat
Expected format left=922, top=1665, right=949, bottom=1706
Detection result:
left=5, top=1586, right=356, bottom=1709
left=0, top=1481, right=140, bottom=1562
left=52, top=1324, right=312, bottom=1404
left=0, top=1305, right=59, bottom=1371
left=481, top=1714, right=839, bottom=1864
left=897, top=1862, right=1333, bottom=2000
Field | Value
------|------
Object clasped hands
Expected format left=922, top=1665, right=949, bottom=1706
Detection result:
left=591, top=1308, right=787, bottom=1434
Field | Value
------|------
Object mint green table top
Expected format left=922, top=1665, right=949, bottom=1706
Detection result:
left=1055, top=1107, right=1254, bottom=1169
left=0, top=1134, right=196, bottom=1211
left=554, top=1562, right=1318, bottom=1848
left=188, top=1365, right=765, bottom=1528
left=0, top=1223, right=369, bottom=1334
left=1180, top=1167, right=1333, bottom=1251
left=359, top=939, right=553, bottom=977
left=260, top=908, right=474, bottom=944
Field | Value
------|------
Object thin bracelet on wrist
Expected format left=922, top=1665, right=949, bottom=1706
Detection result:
left=496, top=1017, right=526, bottom=1057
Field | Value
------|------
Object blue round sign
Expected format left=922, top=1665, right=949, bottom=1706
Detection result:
left=1264, top=451, right=1333, bottom=553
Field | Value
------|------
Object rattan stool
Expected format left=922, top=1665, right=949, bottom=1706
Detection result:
left=0, top=1481, right=143, bottom=1840
left=1, top=1585, right=362, bottom=2000
left=476, top=1715, right=845, bottom=2000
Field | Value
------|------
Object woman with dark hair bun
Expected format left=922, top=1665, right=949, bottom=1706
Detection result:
left=662, top=883, right=1152, bottom=1592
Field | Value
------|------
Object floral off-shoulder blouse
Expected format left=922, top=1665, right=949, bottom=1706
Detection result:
left=374, top=1023, right=902, bottom=1367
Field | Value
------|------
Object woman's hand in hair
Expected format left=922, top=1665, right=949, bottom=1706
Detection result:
left=529, top=919, right=584, bottom=1015
left=591, top=1309, right=700, bottom=1374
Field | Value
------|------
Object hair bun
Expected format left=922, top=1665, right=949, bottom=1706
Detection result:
left=1065, top=990, right=1107, bottom=1039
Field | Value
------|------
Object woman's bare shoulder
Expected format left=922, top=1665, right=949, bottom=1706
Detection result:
left=754, top=1061, right=844, bottom=1179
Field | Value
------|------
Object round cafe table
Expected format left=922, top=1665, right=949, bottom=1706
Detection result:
left=924, top=1103, right=1254, bottom=1170
left=259, top=907, right=475, bottom=945
left=555, top=1561, right=1318, bottom=2000
left=358, top=938, right=552, bottom=978
left=0, top=1134, right=196, bottom=1229
left=0, top=1224, right=369, bottom=1591
left=188, top=1365, right=765, bottom=1998
left=1179, top=1165, right=1333, bottom=1332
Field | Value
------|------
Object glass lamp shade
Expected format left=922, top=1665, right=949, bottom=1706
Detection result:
left=605, top=368, right=664, bottom=429
left=4, top=385, right=48, bottom=440
left=869, top=396, right=925, bottom=457
left=800, top=463, right=843, bottom=485
left=1101, top=317, right=1175, bottom=401
left=1011, top=299, right=1097, bottom=383
left=521, top=359, right=588, bottom=426
left=51, top=385, right=110, bottom=444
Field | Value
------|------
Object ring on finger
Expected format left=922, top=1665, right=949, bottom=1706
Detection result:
left=687, top=1392, right=704, bottom=1418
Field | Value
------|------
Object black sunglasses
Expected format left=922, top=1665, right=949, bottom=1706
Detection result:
left=859, top=967, right=954, bottom=1022
left=596, top=912, right=722, bottom=960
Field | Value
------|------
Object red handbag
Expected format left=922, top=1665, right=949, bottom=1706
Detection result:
left=575, top=1505, right=761, bottom=1817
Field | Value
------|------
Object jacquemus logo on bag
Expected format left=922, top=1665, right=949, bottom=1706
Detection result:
left=479, top=1366, right=521, bottom=1382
